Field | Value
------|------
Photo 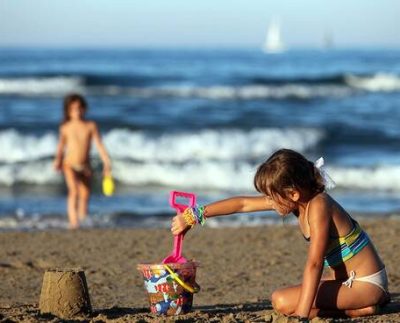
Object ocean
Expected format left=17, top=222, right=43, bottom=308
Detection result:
left=0, top=48, right=400, bottom=230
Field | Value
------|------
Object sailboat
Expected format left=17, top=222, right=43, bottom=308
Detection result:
left=322, top=30, right=334, bottom=50
left=262, top=18, right=285, bottom=54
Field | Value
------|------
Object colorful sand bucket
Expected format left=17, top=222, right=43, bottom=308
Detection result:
left=137, top=261, right=200, bottom=315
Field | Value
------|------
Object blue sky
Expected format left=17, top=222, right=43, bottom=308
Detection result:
left=0, top=0, right=399, bottom=48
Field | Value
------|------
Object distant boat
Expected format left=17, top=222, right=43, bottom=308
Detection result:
left=262, top=19, right=285, bottom=54
left=322, top=31, right=334, bottom=50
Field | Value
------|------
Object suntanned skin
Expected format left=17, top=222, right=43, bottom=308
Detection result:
left=53, top=101, right=111, bottom=229
left=171, top=192, right=389, bottom=319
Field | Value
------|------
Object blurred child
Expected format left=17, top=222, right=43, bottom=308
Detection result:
left=171, top=149, right=389, bottom=320
left=53, top=94, right=111, bottom=229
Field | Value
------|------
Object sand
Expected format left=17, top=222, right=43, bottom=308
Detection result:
left=0, top=219, right=399, bottom=322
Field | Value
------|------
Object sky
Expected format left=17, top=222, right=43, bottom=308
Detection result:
left=0, top=0, right=399, bottom=49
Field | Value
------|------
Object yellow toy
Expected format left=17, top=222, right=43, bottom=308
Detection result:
left=102, top=175, right=115, bottom=196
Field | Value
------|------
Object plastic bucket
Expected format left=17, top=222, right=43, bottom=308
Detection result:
left=137, top=261, right=200, bottom=315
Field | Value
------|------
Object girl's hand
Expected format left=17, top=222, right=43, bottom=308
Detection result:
left=103, top=163, right=112, bottom=177
left=53, top=158, right=62, bottom=172
left=171, top=213, right=190, bottom=235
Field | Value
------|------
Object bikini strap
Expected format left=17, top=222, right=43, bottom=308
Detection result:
left=305, top=199, right=312, bottom=226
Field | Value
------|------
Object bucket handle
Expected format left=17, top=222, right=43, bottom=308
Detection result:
left=164, top=265, right=200, bottom=294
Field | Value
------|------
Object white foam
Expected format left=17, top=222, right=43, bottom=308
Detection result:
left=0, top=80, right=351, bottom=99
left=0, top=213, right=113, bottom=231
left=329, top=165, right=400, bottom=191
left=111, top=160, right=256, bottom=190
left=0, top=76, right=83, bottom=95
left=104, top=128, right=324, bottom=162
left=2, top=157, right=400, bottom=193
left=1, top=73, right=399, bottom=98
left=100, top=158, right=400, bottom=192
left=2, top=129, right=400, bottom=192
left=110, top=163, right=400, bottom=192
left=121, top=84, right=351, bottom=100
left=115, top=162, right=400, bottom=192
left=0, top=129, right=58, bottom=162
left=0, top=127, right=323, bottom=163
left=0, top=161, right=61, bottom=186
left=345, top=73, right=400, bottom=92
left=0, top=216, right=69, bottom=231
left=0, top=127, right=323, bottom=186
left=0, top=212, right=288, bottom=231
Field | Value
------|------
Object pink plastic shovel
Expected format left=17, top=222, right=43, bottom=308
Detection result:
left=162, top=190, right=197, bottom=264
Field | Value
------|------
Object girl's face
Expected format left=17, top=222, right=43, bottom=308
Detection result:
left=68, top=101, right=83, bottom=120
left=266, top=190, right=299, bottom=216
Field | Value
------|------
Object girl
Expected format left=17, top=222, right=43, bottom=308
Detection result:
left=171, top=149, right=389, bottom=320
left=53, top=94, right=112, bottom=229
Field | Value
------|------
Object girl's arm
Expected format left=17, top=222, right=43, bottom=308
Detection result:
left=92, top=122, right=112, bottom=175
left=171, top=196, right=273, bottom=235
left=204, top=196, right=273, bottom=217
left=53, top=125, right=66, bottom=171
left=294, top=198, right=330, bottom=318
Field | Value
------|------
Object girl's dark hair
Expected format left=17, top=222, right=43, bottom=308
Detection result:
left=62, top=93, right=87, bottom=124
left=254, top=149, right=325, bottom=199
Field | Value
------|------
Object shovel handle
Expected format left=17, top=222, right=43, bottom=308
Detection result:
left=170, top=191, right=197, bottom=259
left=169, top=191, right=197, bottom=213
left=173, top=235, right=183, bottom=259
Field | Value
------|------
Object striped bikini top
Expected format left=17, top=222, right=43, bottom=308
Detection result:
left=302, top=202, right=370, bottom=268
left=323, top=218, right=370, bottom=267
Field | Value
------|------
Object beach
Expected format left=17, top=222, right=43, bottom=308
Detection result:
left=0, top=218, right=399, bottom=322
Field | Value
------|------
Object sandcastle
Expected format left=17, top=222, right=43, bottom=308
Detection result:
left=39, top=268, right=92, bottom=318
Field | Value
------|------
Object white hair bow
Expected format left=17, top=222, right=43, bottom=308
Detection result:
left=315, top=157, right=336, bottom=190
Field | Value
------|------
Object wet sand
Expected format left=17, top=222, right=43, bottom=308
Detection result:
left=0, top=219, right=399, bottom=322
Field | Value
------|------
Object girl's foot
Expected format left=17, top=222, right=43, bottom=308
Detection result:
left=345, top=305, right=378, bottom=318
left=68, top=222, right=79, bottom=230
left=79, top=217, right=93, bottom=228
left=78, top=213, right=87, bottom=221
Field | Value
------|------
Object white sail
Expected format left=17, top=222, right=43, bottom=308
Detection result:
left=263, top=19, right=285, bottom=54
left=322, top=30, right=334, bottom=50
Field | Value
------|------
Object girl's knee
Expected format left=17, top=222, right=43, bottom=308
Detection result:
left=79, top=190, right=90, bottom=201
left=68, top=189, right=78, bottom=199
left=271, top=289, right=293, bottom=315
left=78, top=181, right=91, bottom=200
